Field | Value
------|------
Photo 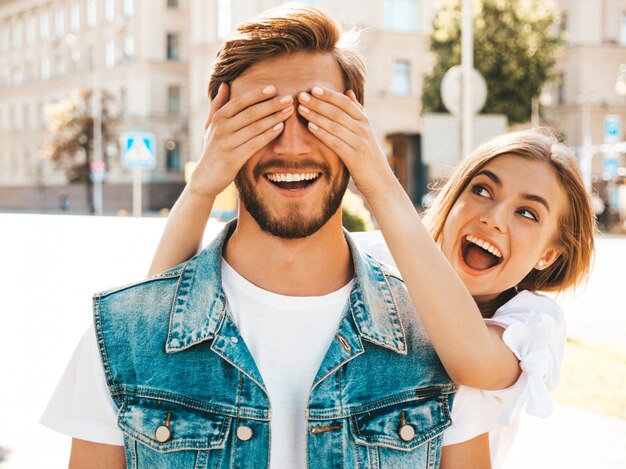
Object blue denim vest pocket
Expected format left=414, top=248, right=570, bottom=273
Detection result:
left=348, top=389, right=452, bottom=468
left=118, top=395, right=232, bottom=468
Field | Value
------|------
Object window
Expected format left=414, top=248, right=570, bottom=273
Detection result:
left=166, top=140, right=181, bottom=171
left=55, top=8, right=65, bottom=37
left=88, top=46, right=95, bottom=70
left=39, top=12, right=49, bottom=40
left=12, top=66, right=23, bottom=85
left=384, top=0, right=420, bottom=33
left=621, top=14, right=626, bottom=46
left=166, top=33, right=179, bottom=60
left=391, top=61, right=411, bottom=95
left=105, top=0, right=115, bottom=21
left=167, top=85, right=181, bottom=114
left=124, top=35, right=134, bottom=58
left=23, top=104, right=30, bottom=129
left=24, top=61, right=34, bottom=81
left=87, top=0, right=97, bottom=27
left=105, top=40, right=115, bottom=68
left=41, top=57, right=50, bottom=80
left=216, top=0, right=231, bottom=40
left=12, top=21, right=22, bottom=48
left=55, top=56, right=65, bottom=76
left=71, top=48, right=81, bottom=70
left=167, top=0, right=179, bottom=8
left=0, top=27, right=8, bottom=51
left=124, top=0, right=134, bottom=16
left=71, top=2, right=80, bottom=31
left=26, top=17, right=35, bottom=44
left=278, top=0, right=317, bottom=3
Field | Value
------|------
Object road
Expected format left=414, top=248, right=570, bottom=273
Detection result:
left=0, top=213, right=624, bottom=467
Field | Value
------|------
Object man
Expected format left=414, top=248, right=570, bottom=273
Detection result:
left=41, top=6, right=480, bottom=468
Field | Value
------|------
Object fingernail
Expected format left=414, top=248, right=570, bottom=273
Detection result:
left=312, top=87, right=324, bottom=96
left=299, top=105, right=310, bottom=114
left=273, top=122, right=284, bottom=131
left=299, top=92, right=311, bottom=102
left=279, top=95, right=293, bottom=104
left=263, top=85, right=276, bottom=95
left=282, top=105, right=294, bottom=113
left=308, top=122, right=319, bottom=131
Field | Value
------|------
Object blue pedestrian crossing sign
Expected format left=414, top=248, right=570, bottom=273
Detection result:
left=121, top=132, right=157, bottom=169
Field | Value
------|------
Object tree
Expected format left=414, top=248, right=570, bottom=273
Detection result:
left=41, top=89, right=118, bottom=213
left=422, top=0, right=562, bottom=125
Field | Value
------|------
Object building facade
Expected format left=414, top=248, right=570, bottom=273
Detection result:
left=0, top=0, right=441, bottom=212
left=3, top=0, right=623, bottom=216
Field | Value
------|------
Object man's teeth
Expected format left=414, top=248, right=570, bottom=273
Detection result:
left=266, top=172, right=319, bottom=183
left=466, top=235, right=502, bottom=258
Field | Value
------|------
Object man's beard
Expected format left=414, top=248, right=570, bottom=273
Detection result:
left=235, top=159, right=350, bottom=239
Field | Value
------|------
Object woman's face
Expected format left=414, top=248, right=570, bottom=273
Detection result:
left=440, top=154, right=567, bottom=302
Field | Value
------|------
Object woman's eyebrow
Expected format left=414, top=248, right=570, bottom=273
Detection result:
left=475, top=169, right=551, bottom=212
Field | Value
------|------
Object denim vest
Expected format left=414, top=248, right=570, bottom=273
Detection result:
left=93, top=221, right=456, bottom=468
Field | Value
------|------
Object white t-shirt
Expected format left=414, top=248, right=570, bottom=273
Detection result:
left=41, top=232, right=566, bottom=469
left=352, top=231, right=566, bottom=469
left=41, top=259, right=352, bottom=469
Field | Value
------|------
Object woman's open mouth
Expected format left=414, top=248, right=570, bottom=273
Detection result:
left=460, top=234, right=504, bottom=271
left=265, top=172, right=321, bottom=191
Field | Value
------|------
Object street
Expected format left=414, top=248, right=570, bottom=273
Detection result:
left=0, top=213, right=624, bottom=468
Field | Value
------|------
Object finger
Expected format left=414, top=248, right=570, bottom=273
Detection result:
left=346, top=89, right=361, bottom=107
left=303, top=86, right=364, bottom=121
left=298, top=91, right=360, bottom=134
left=228, top=94, right=294, bottom=134
left=307, top=121, right=355, bottom=162
left=298, top=104, right=361, bottom=151
left=230, top=122, right=287, bottom=167
left=206, top=83, right=230, bottom=130
left=219, top=85, right=277, bottom=119
left=229, top=106, right=294, bottom=148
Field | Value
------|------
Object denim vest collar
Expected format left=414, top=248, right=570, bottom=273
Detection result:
left=164, top=220, right=407, bottom=356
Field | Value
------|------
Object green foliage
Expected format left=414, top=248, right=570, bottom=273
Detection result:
left=422, top=0, right=562, bottom=124
left=342, top=207, right=368, bottom=232
left=42, top=89, right=118, bottom=184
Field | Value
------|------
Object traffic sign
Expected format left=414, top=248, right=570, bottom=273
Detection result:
left=90, top=159, right=106, bottom=182
left=604, top=115, right=621, bottom=143
left=120, top=132, right=157, bottom=169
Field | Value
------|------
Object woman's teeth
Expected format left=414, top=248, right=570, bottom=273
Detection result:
left=465, top=234, right=502, bottom=258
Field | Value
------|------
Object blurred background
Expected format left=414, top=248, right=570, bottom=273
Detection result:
left=0, top=0, right=625, bottom=467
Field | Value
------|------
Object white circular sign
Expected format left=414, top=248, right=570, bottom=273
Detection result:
left=440, top=65, right=488, bottom=117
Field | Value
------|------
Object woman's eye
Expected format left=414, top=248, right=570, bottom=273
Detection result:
left=518, top=208, right=538, bottom=221
left=470, top=184, right=490, bottom=198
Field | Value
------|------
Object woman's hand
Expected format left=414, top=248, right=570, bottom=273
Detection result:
left=189, top=82, right=295, bottom=199
left=296, top=86, right=397, bottom=200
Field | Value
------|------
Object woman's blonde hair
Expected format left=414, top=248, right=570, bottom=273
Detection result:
left=423, top=128, right=595, bottom=296
left=208, top=5, right=366, bottom=105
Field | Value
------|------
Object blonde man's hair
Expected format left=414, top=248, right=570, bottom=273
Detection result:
left=208, top=5, right=366, bottom=104
left=423, top=128, right=595, bottom=302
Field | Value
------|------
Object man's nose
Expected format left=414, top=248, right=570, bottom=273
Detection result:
left=272, top=111, right=311, bottom=157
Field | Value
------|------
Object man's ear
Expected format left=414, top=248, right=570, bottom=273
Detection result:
left=535, top=246, right=563, bottom=270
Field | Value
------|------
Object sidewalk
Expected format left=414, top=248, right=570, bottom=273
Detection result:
left=506, top=404, right=626, bottom=468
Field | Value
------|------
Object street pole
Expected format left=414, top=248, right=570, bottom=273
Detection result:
left=580, top=94, right=593, bottom=192
left=93, top=85, right=103, bottom=215
left=133, top=168, right=142, bottom=217
left=461, top=0, right=473, bottom=159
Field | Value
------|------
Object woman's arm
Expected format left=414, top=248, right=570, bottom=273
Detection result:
left=298, top=87, right=519, bottom=390
left=440, top=433, right=492, bottom=469
left=69, top=439, right=125, bottom=469
left=148, top=82, right=295, bottom=277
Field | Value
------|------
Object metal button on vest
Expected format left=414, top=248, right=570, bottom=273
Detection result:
left=236, top=425, right=253, bottom=441
left=398, top=424, right=415, bottom=442
left=155, top=425, right=171, bottom=443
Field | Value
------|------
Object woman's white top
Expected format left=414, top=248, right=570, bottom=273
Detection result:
left=353, top=231, right=566, bottom=468
left=41, top=231, right=565, bottom=469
